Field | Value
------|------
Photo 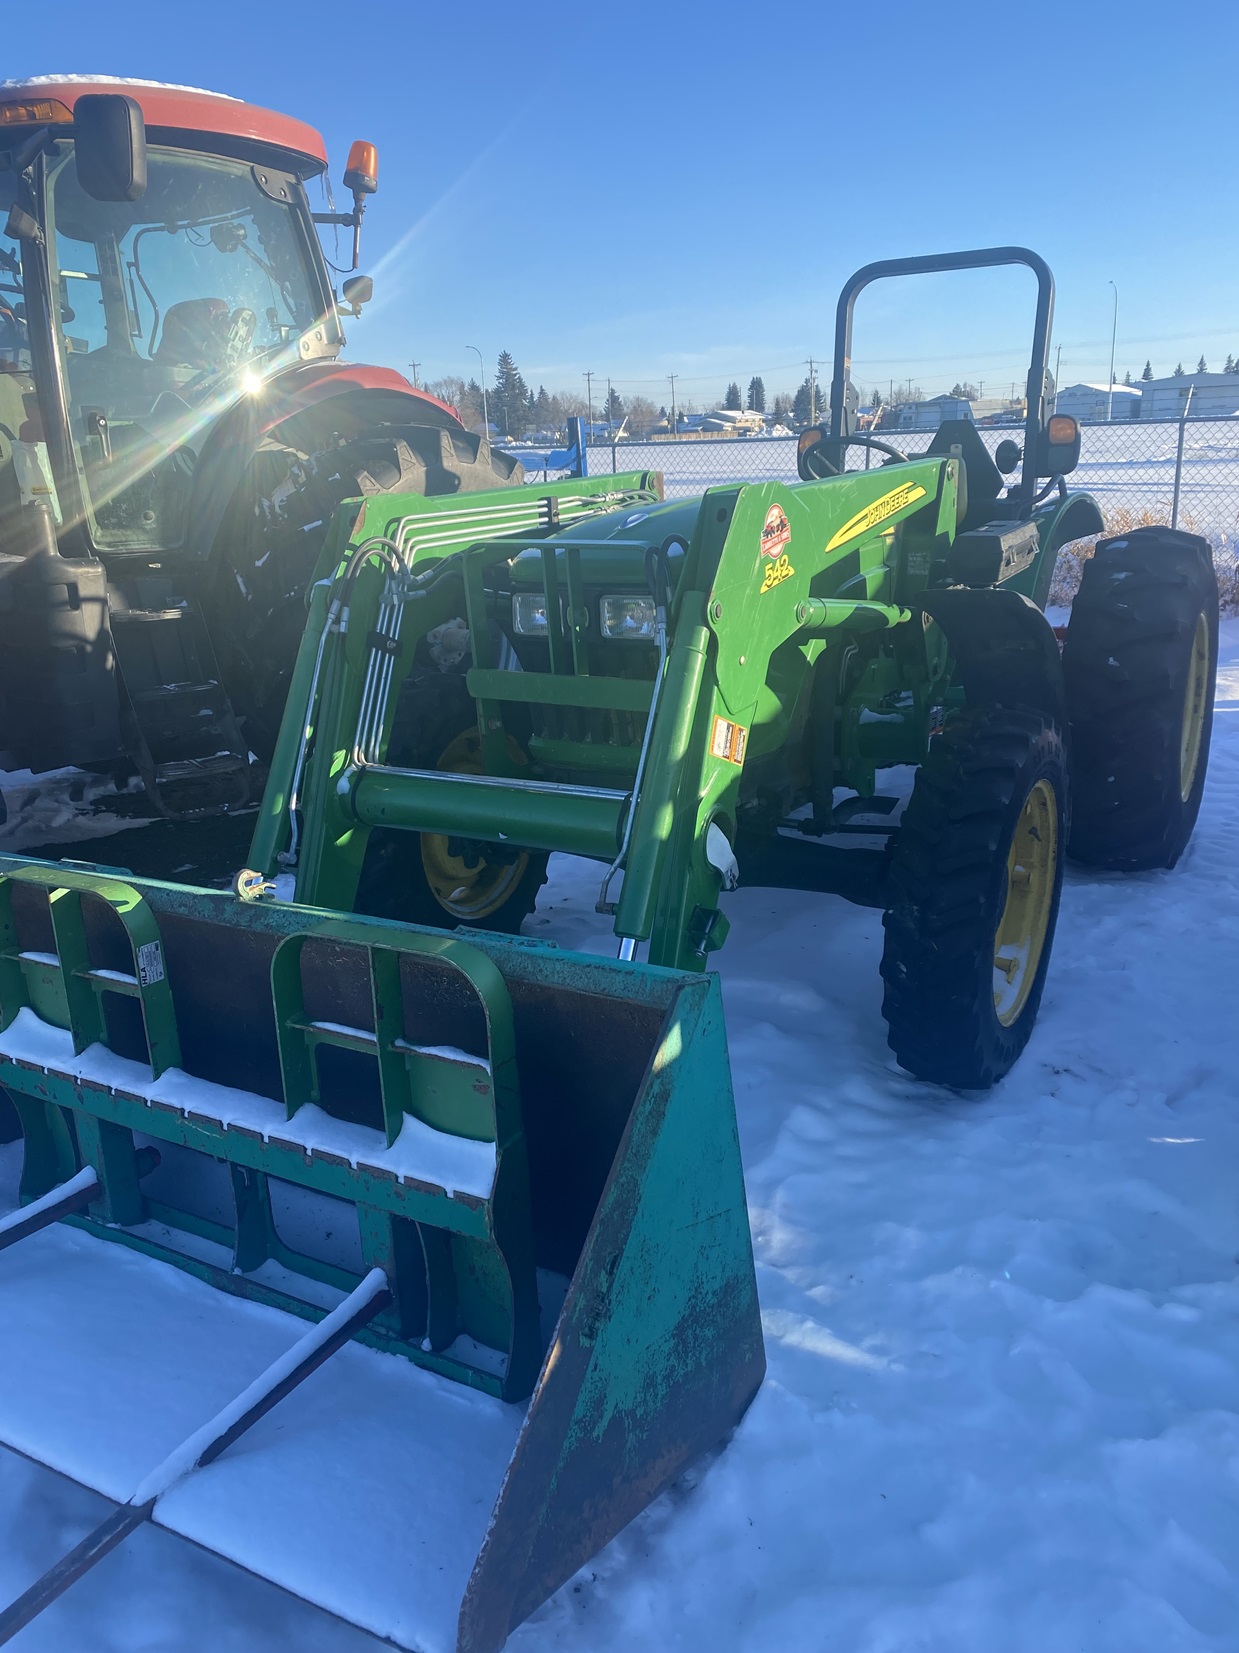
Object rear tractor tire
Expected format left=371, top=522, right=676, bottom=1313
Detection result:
left=353, top=671, right=548, bottom=934
left=1062, top=526, right=1218, bottom=870
left=880, top=706, right=1068, bottom=1090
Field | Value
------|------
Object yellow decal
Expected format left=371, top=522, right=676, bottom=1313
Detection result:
left=824, top=481, right=927, bottom=553
left=710, top=715, right=748, bottom=766
left=760, top=553, right=795, bottom=594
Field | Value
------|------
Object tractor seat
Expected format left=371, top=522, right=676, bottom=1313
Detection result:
left=927, top=419, right=1006, bottom=532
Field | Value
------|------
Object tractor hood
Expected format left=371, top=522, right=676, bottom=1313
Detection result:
left=511, top=495, right=703, bottom=589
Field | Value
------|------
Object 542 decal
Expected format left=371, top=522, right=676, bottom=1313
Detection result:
left=760, top=553, right=794, bottom=594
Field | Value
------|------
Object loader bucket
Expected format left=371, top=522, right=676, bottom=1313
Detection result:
left=0, top=855, right=763, bottom=1651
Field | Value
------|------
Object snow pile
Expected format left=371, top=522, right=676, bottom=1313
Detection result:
left=1, top=75, right=239, bottom=98
left=0, top=624, right=1235, bottom=1650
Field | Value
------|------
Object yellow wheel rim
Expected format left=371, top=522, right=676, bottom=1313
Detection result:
left=993, top=778, right=1058, bottom=1028
left=1179, top=611, right=1209, bottom=803
left=419, top=729, right=530, bottom=921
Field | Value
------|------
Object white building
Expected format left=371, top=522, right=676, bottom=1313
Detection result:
left=1053, top=383, right=1142, bottom=422
left=886, top=394, right=973, bottom=431
left=1136, top=373, right=1239, bottom=420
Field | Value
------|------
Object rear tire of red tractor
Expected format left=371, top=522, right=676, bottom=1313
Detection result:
left=353, top=671, right=548, bottom=934
left=1062, top=527, right=1218, bottom=870
left=880, top=706, right=1068, bottom=1090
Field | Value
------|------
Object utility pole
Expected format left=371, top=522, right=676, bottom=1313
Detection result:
left=408, top=361, right=421, bottom=388
left=668, top=373, right=678, bottom=437
left=583, top=371, right=595, bottom=437
left=606, top=376, right=613, bottom=436
left=805, top=356, right=817, bottom=425
left=1107, top=280, right=1119, bottom=421
left=467, top=344, right=489, bottom=438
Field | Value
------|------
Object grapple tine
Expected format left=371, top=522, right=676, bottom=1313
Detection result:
left=0, top=1269, right=391, bottom=1644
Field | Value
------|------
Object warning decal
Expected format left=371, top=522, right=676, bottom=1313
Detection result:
left=710, top=716, right=749, bottom=766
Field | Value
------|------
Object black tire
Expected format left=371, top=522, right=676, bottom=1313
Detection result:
left=353, top=671, right=547, bottom=933
left=1062, top=527, right=1218, bottom=870
left=881, top=706, right=1068, bottom=1089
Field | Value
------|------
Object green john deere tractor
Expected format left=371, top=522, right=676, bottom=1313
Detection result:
left=0, top=248, right=1218, bottom=1650
left=246, top=245, right=1220, bottom=1089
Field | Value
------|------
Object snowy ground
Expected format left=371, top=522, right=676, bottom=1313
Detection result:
left=1, top=623, right=1236, bottom=1652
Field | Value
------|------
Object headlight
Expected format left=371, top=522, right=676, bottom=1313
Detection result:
left=599, top=595, right=656, bottom=639
left=512, top=593, right=552, bottom=636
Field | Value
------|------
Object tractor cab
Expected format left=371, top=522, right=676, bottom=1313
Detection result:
left=0, top=82, right=356, bottom=556
left=0, top=81, right=518, bottom=816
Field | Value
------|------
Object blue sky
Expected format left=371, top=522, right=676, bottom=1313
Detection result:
left=10, top=0, right=1239, bottom=404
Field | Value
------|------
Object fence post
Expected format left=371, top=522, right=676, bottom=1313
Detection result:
left=567, top=415, right=587, bottom=479
left=1171, top=384, right=1195, bottom=530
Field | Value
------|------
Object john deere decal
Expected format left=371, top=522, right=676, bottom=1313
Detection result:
left=760, top=504, right=792, bottom=557
left=823, top=480, right=927, bottom=552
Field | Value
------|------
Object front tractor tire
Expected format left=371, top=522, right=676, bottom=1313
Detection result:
left=881, top=707, right=1068, bottom=1090
left=353, top=671, right=548, bottom=934
left=1062, top=527, right=1218, bottom=870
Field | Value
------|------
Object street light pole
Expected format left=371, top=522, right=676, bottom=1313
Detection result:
left=668, top=373, right=678, bottom=437
left=1107, top=281, right=1118, bottom=421
left=583, top=371, right=595, bottom=437
left=467, top=345, right=489, bottom=439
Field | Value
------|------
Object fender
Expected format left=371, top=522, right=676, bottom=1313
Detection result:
left=919, top=585, right=1065, bottom=728
left=253, top=362, right=462, bottom=436
left=1017, top=489, right=1106, bottom=607
left=181, top=364, right=469, bottom=565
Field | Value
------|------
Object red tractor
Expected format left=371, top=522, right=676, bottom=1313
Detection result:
left=0, top=78, right=520, bottom=816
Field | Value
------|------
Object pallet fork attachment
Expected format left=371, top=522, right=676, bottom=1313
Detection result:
left=0, top=856, right=764, bottom=1651
left=0, top=1269, right=392, bottom=1645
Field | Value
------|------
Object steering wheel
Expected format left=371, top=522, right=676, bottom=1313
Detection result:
left=222, top=307, right=257, bottom=369
left=799, top=432, right=911, bottom=480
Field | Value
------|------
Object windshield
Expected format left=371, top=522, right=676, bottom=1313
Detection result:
left=43, top=142, right=337, bottom=551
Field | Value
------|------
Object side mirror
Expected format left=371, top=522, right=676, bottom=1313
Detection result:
left=1034, top=413, right=1081, bottom=477
left=340, top=274, right=373, bottom=315
left=75, top=94, right=147, bottom=203
left=994, top=438, right=1022, bottom=475
left=343, top=141, right=378, bottom=197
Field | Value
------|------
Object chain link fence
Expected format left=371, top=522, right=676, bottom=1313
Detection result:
left=517, top=419, right=1238, bottom=610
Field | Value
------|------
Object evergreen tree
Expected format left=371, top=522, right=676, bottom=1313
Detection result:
left=603, top=385, right=625, bottom=426
left=1225, top=354, right=1236, bottom=375
left=1141, top=360, right=1154, bottom=381
left=746, top=375, right=766, bottom=413
left=724, top=381, right=742, bottom=411
left=491, top=351, right=529, bottom=438
left=771, top=392, right=793, bottom=425
left=1173, top=362, right=1185, bottom=378
left=1197, top=355, right=1208, bottom=374
left=792, top=377, right=816, bottom=427
left=532, top=386, right=554, bottom=431
left=1123, top=370, right=1133, bottom=387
